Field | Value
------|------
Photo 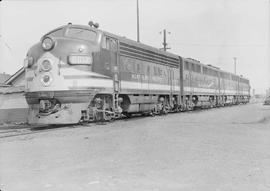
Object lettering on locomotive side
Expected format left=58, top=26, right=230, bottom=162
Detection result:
left=120, top=55, right=172, bottom=85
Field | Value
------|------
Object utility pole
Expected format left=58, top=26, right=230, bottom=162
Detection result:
left=233, top=57, right=237, bottom=74
left=160, top=29, right=171, bottom=51
left=268, top=0, right=270, bottom=89
left=136, top=0, right=140, bottom=42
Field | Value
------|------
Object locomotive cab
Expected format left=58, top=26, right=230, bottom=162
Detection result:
left=24, top=24, right=117, bottom=124
left=25, top=24, right=102, bottom=74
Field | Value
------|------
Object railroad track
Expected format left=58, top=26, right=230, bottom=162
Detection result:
left=0, top=115, right=155, bottom=139
left=0, top=104, right=247, bottom=139
left=0, top=124, right=80, bottom=139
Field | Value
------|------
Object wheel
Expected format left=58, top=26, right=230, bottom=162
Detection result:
left=123, top=112, right=132, bottom=118
left=104, top=111, right=112, bottom=121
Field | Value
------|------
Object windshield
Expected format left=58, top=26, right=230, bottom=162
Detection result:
left=65, top=28, right=97, bottom=42
left=45, top=28, right=64, bottom=38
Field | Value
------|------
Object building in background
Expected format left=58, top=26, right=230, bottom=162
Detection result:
left=0, top=72, right=11, bottom=86
left=266, top=88, right=270, bottom=97
left=0, top=68, right=28, bottom=124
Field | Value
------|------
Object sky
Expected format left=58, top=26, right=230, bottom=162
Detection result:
left=0, top=0, right=269, bottom=94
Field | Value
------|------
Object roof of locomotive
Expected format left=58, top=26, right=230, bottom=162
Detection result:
left=43, top=24, right=249, bottom=83
left=184, top=57, right=250, bottom=82
left=102, top=31, right=180, bottom=60
left=42, top=24, right=94, bottom=38
left=43, top=24, right=179, bottom=58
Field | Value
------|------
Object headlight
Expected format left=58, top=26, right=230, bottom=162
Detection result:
left=41, top=73, right=53, bottom=86
left=68, top=54, right=92, bottom=65
left=41, top=59, right=52, bottom=71
left=42, top=37, right=55, bottom=51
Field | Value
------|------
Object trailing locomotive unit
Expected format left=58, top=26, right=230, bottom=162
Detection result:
left=24, top=22, right=250, bottom=124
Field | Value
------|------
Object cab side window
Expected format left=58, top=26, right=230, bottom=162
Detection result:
left=110, top=38, right=117, bottom=51
left=101, top=36, right=117, bottom=52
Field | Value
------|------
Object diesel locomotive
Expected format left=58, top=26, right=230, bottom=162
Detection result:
left=23, top=22, right=250, bottom=124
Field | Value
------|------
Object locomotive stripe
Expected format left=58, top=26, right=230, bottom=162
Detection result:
left=223, top=90, right=238, bottom=94
left=184, top=87, right=217, bottom=93
left=63, top=75, right=110, bottom=80
left=119, top=88, right=172, bottom=95
left=65, top=78, right=113, bottom=88
left=60, top=67, right=111, bottom=79
left=68, top=86, right=113, bottom=92
left=120, top=81, right=174, bottom=91
left=65, top=79, right=181, bottom=92
left=183, top=87, right=239, bottom=95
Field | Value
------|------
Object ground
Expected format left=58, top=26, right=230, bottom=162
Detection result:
left=0, top=102, right=270, bottom=191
